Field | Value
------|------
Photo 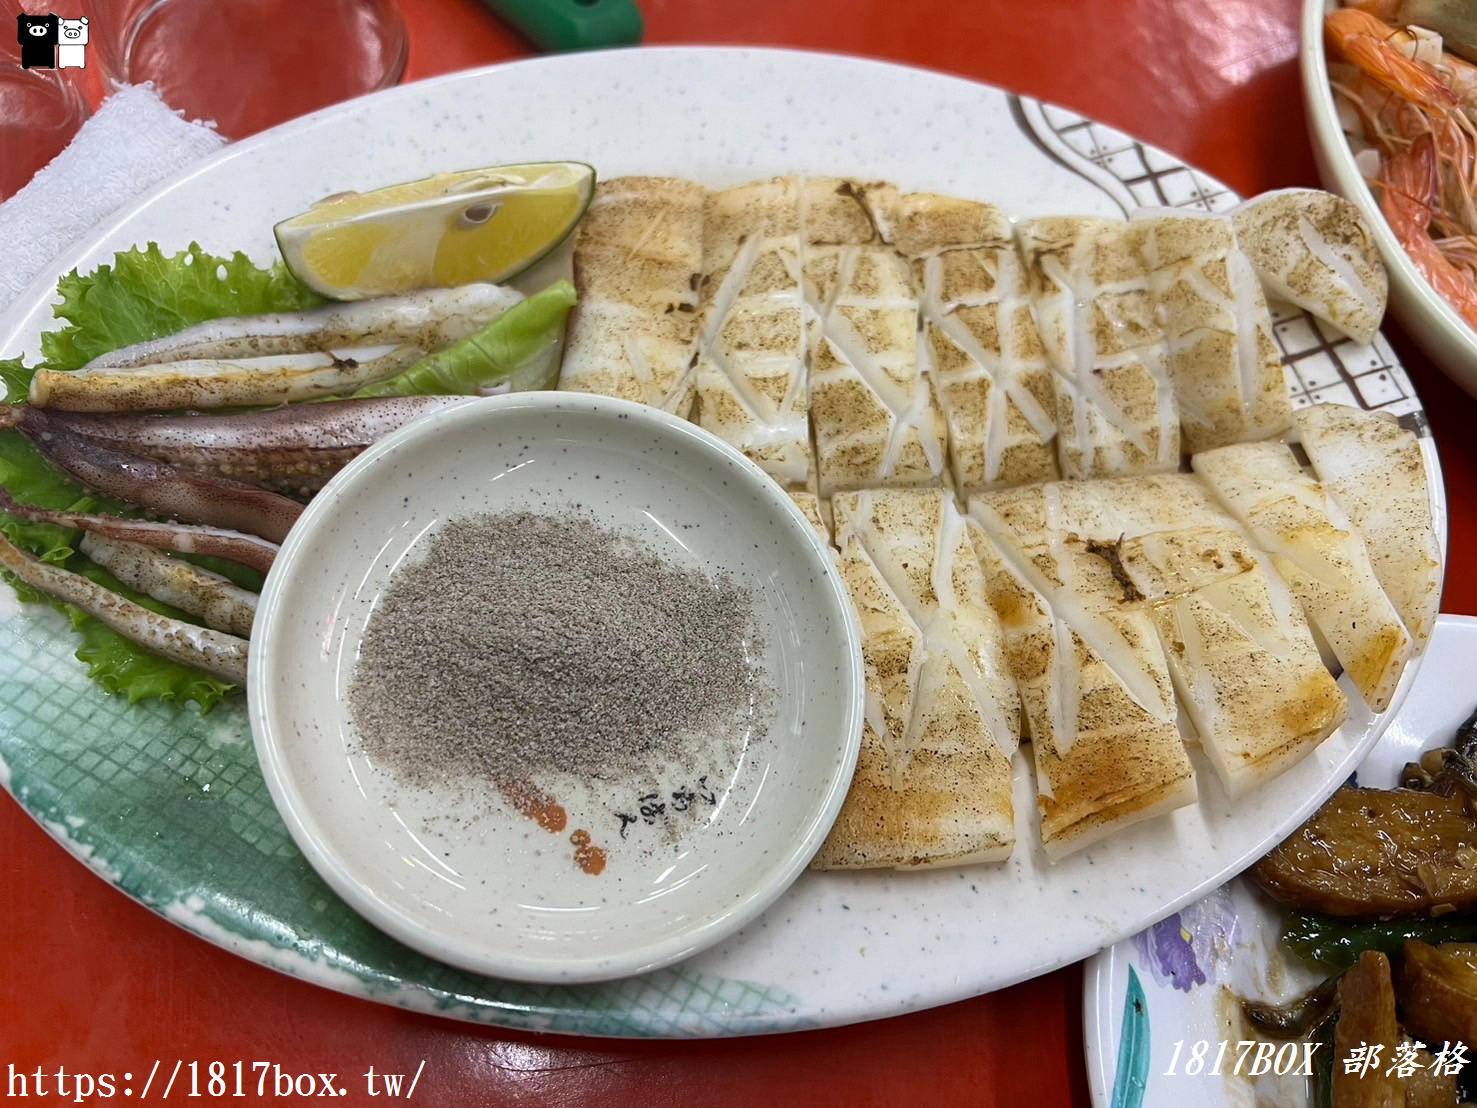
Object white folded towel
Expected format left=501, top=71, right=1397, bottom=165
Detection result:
left=0, top=84, right=225, bottom=309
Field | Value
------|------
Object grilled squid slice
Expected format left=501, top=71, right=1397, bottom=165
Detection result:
left=1017, top=216, right=1179, bottom=479
left=80, top=534, right=258, bottom=638
left=0, top=491, right=278, bottom=574
left=0, top=532, right=247, bottom=684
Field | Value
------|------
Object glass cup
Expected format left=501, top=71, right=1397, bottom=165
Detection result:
left=84, top=0, right=408, bottom=139
left=1, top=0, right=89, bottom=200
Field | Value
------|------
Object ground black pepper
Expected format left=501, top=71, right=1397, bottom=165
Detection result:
left=348, top=510, right=766, bottom=793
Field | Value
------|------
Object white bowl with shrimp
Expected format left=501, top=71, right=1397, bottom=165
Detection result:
left=1302, top=0, right=1477, bottom=394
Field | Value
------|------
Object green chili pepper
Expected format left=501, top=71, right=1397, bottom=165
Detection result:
left=1281, top=910, right=1477, bottom=972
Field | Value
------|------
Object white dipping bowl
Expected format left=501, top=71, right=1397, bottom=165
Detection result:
left=248, top=393, right=864, bottom=984
left=1301, top=0, right=1477, bottom=394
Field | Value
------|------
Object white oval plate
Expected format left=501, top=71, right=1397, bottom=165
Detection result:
left=0, top=48, right=1445, bottom=1035
left=249, top=393, right=864, bottom=984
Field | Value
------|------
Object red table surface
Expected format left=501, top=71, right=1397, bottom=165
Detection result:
left=5, top=1, right=1476, bottom=1105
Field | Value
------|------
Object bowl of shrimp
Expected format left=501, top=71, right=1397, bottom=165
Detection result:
left=1302, top=0, right=1477, bottom=394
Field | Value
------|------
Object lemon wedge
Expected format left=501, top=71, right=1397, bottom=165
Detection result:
left=274, top=162, right=596, bottom=300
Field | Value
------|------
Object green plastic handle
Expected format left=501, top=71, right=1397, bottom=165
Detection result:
left=479, top=0, right=644, bottom=52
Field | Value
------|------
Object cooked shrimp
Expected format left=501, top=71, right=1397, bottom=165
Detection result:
left=1329, top=6, right=1477, bottom=321
left=1344, top=5, right=1477, bottom=118
left=1347, top=0, right=1477, bottom=67
left=1327, top=8, right=1461, bottom=113
left=1380, top=134, right=1477, bottom=326
left=1329, top=9, right=1477, bottom=227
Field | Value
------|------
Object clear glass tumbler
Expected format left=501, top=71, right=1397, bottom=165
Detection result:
left=1, top=0, right=89, bottom=200
left=85, top=0, right=408, bottom=139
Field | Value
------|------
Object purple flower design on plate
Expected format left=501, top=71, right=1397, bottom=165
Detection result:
left=1132, top=884, right=1240, bottom=994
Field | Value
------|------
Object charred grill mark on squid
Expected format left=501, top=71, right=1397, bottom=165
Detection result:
left=80, top=534, right=258, bottom=638
left=18, top=411, right=303, bottom=543
left=16, top=396, right=471, bottom=498
left=0, top=490, right=279, bottom=574
left=81, top=284, right=523, bottom=369
left=0, top=532, right=248, bottom=684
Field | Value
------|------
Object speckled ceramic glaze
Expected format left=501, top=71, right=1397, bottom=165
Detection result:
left=0, top=48, right=1443, bottom=1035
left=248, top=394, right=864, bottom=983
left=1084, top=615, right=1477, bottom=1108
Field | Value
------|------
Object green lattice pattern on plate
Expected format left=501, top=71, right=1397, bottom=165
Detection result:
left=0, top=605, right=802, bottom=1036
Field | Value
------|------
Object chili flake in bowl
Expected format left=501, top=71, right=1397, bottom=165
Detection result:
left=247, top=392, right=864, bottom=984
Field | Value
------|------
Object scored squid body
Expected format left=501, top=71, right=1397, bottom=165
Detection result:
left=689, top=177, right=815, bottom=489
left=1116, top=527, right=1347, bottom=798
left=802, top=180, right=951, bottom=496
left=1134, top=208, right=1292, bottom=453
left=1192, top=440, right=1412, bottom=711
left=1293, top=403, right=1441, bottom=648
left=895, top=193, right=1059, bottom=495
left=1017, top=216, right=1179, bottom=479
left=967, top=476, right=1212, bottom=859
left=1230, top=188, right=1389, bottom=346
left=809, top=488, right=1020, bottom=869
left=557, top=176, right=706, bottom=414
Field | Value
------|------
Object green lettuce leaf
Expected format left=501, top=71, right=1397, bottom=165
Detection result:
left=355, top=280, right=576, bottom=397
left=40, top=242, right=322, bottom=370
left=0, top=357, right=32, bottom=402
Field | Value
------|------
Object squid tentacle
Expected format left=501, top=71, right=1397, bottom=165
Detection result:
left=0, top=531, right=247, bottom=684
left=0, top=489, right=278, bottom=574
left=80, top=534, right=258, bottom=638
